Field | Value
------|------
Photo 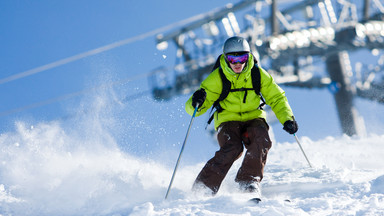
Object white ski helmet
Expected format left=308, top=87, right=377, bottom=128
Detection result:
left=223, top=36, right=250, bottom=54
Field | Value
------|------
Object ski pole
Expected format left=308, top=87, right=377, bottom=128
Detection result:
left=293, top=133, right=312, bottom=168
left=165, top=104, right=199, bottom=199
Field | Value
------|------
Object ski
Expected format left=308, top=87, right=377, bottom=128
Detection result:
left=249, top=197, right=262, bottom=204
left=246, top=180, right=292, bottom=204
left=248, top=197, right=292, bottom=204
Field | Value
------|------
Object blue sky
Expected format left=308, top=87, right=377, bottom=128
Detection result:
left=0, top=1, right=233, bottom=120
left=1, top=0, right=384, bottom=156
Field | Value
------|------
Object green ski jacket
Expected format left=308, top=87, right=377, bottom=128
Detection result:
left=185, top=54, right=294, bottom=130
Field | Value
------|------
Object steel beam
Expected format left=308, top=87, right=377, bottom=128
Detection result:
left=326, top=51, right=364, bottom=136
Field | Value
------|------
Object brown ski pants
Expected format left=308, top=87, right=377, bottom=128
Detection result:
left=193, top=118, right=272, bottom=194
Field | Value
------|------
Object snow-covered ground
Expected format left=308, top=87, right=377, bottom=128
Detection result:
left=0, top=89, right=382, bottom=216
left=131, top=134, right=384, bottom=216
left=0, top=117, right=383, bottom=215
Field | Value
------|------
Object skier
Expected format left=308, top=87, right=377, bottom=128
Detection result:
left=185, top=36, right=298, bottom=195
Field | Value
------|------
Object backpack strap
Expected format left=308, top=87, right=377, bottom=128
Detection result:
left=217, top=68, right=231, bottom=103
left=210, top=54, right=231, bottom=110
left=206, top=67, right=230, bottom=126
left=250, top=65, right=266, bottom=109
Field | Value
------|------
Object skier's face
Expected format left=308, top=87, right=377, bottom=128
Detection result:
left=226, top=53, right=248, bottom=73
left=229, top=62, right=246, bottom=73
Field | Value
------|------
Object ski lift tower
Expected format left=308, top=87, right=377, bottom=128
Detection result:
left=150, top=0, right=384, bottom=136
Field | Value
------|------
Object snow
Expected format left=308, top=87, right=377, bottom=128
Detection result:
left=0, top=94, right=383, bottom=216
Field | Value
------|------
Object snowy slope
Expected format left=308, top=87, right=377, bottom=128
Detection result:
left=0, top=118, right=383, bottom=216
left=0, top=90, right=383, bottom=216
left=129, top=135, right=384, bottom=216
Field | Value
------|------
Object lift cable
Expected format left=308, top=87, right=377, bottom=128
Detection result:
left=0, top=10, right=215, bottom=85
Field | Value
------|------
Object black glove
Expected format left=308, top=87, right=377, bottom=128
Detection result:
left=192, top=89, right=206, bottom=108
left=283, top=119, right=298, bottom=134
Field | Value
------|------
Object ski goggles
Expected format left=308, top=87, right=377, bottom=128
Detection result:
left=225, top=53, right=249, bottom=64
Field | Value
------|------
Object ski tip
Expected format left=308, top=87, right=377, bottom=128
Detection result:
left=249, top=197, right=262, bottom=204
